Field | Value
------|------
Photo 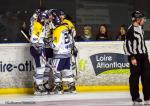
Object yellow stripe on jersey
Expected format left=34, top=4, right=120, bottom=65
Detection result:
left=53, top=25, right=69, bottom=44
left=32, top=21, right=43, bottom=37
left=62, top=19, right=75, bottom=30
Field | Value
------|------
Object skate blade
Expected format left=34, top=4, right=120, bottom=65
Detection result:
left=57, top=91, right=63, bottom=95
left=133, top=102, right=143, bottom=106
left=34, top=92, right=43, bottom=96
left=70, top=91, right=77, bottom=94
left=42, top=92, right=49, bottom=95
left=144, top=101, right=150, bottom=105
left=53, top=91, right=63, bottom=95
left=34, top=91, right=49, bottom=96
left=49, top=92, right=55, bottom=95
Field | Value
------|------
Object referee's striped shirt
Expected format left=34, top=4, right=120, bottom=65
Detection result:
left=124, top=24, right=148, bottom=55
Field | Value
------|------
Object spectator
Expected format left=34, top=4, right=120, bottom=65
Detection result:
left=116, top=25, right=127, bottom=41
left=76, top=25, right=94, bottom=41
left=96, top=24, right=110, bottom=41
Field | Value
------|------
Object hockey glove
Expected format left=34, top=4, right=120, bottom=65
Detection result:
left=34, top=43, right=44, bottom=54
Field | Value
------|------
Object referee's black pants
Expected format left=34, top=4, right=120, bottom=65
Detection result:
left=128, top=54, right=150, bottom=101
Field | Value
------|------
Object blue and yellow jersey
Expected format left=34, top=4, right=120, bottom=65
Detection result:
left=62, top=19, right=75, bottom=30
left=62, top=19, right=76, bottom=37
left=32, top=21, right=43, bottom=37
left=52, top=25, right=72, bottom=58
left=30, top=20, right=44, bottom=44
left=53, top=25, right=68, bottom=44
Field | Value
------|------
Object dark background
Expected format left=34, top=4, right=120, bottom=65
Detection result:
left=0, top=0, right=76, bottom=43
left=76, top=0, right=150, bottom=40
left=0, top=0, right=149, bottom=42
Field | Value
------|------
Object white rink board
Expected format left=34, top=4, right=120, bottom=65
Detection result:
left=0, top=43, right=34, bottom=88
left=0, top=41, right=150, bottom=88
left=75, top=41, right=150, bottom=86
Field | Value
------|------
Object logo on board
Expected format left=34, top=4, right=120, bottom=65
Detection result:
left=90, top=53, right=129, bottom=75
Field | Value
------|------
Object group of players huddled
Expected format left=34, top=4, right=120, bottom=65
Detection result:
left=29, top=9, right=78, bottom=95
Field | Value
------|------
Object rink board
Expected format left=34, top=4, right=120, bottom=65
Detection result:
left=76, top=41, right=150, bottom=86
left=0, top=41, right=149, bottom=94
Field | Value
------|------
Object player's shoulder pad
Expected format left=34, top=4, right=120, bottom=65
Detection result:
left=54, top=24, right=69, bottom=32
left=34, top=20, right=43, bottom=27
left=63, top=19, right=74, bottom=26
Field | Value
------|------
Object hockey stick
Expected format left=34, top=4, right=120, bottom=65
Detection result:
left=70, top=33, right=78, bottom=80
left=21, top=30, right=47, bottom=63
left=73, top=48, right=78, bottom=80
left=21, top=30, right=30, bottom=42
left=72, top=55, right=78, bottom=80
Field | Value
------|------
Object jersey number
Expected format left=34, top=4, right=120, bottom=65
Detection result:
left=64, top=32, right=70, bottom=44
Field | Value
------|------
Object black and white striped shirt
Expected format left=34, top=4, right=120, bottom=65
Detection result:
left=124, top=24, right=147, bottom=55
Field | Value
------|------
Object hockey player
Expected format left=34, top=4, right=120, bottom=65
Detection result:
left=30, top=12, right=50, bottom=95
left=47, top=12, right=77, bottom=94
left=59, top=10, right=78, bottom=78
left=43, top=9, right=56, bottom=62
left=42, top=10, right=54, bottom=62
left=41, top=10, right=57, bottom=93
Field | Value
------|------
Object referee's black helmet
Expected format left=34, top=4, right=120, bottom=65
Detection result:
left=131, top=10, right=145, bottom=21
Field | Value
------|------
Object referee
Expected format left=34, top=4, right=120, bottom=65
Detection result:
left=124, top=10, right=150, bottom=105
